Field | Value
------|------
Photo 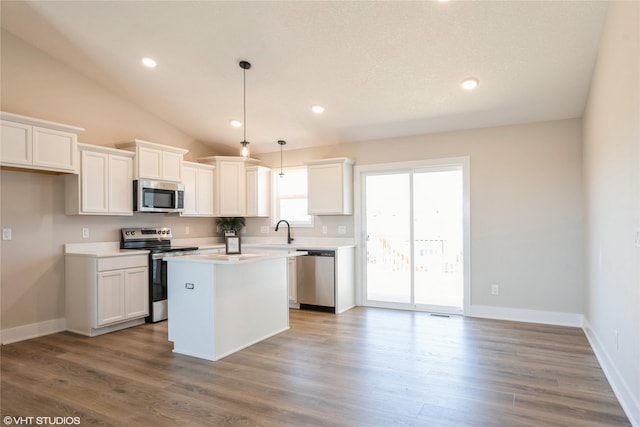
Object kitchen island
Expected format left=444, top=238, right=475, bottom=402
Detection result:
left=165, top=251, right=305, bottom=361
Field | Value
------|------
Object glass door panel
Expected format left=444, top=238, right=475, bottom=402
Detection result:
left=363, top=166, right=464, bottom=313
left=413, top=169, right=463, bottom=309
left=365, top=173, right=411, bottom=303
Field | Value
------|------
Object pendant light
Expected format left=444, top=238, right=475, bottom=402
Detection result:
left=277, top=140, right=286, bottom=177
left=239, top=60, right=251, bottom=157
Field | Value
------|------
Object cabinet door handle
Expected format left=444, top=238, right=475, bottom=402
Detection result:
left=185, top=283, right=195, bottom=290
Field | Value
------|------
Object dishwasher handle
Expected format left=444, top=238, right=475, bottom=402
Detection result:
left=296, top=249, right=335, bottom=257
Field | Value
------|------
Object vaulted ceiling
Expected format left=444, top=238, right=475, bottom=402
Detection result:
left=1, top=1, right=608, bottom=154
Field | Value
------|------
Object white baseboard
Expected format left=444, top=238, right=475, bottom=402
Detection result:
left=583, top=319, right=640, bottom=427
left=469, top=305, right=584, bottom=327
left=0, top=318, right=66, bottom=345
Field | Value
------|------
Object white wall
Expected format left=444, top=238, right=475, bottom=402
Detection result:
left=582, top=1, right=640, bottom=424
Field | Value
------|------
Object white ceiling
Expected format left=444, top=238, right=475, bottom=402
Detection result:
left=1, top=1, right=609, bottom=155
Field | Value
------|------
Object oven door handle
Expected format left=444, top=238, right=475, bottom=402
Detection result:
left=151, top=250, right=199, bottom=260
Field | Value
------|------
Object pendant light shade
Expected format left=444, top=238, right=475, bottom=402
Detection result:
left=239, top=60, right=251, bottom=157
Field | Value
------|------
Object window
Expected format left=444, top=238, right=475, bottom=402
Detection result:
left=271, top=167, right=314, bottom=227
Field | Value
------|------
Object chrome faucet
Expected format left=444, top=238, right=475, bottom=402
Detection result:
left=275, top=219, right=294, bottom=244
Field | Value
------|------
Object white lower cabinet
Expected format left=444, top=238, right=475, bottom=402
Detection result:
left=66, top=253, right=149, bottom=336
left=288, top=256, right=297, bottom=303
left=97, top=267, right=147, bottom=326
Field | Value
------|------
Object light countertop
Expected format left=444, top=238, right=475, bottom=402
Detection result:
left=164, top=250, right=307, bottom=265
left=64, top=242, right=148, bottom=257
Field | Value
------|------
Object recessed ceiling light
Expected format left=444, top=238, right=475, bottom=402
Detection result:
left=460, top=77, right=479, bottom=90
left=229, top=120, right=242, bottom=127
left=141, top=57, right=157, bottom=68
left=311, top=105, right=325, bottom=114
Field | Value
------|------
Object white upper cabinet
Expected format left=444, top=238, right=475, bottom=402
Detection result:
left=117, top=139, right=187, bottom=182
left=245, top=165, right=270, bottom=217
left=306, top=158, right=354, bottom=215
left=181, top=161, right=215, bottom=217
left=199, top=156, right=260, bottom=217
left=65, top=144, right=134, bottom=216
left=0, top=111, right=83, bottom=173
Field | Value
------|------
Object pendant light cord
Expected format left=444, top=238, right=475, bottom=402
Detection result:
left=243, top=66, right=247, bottom=143
left=277, top=140, right=286, bottom=176
left=238, top=60, right=251, bottom=156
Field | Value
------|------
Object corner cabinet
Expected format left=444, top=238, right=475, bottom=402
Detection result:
left=306, top=158, right=354, bottom=215
left=117, top=139, right=187, bottom=182
left=65, top=144, right=134, bottom=215
left=246, top=165, right=270, bottom=217
left=0, top=111, right=84, bottom=173
left=199, top=156, right=260, bottom=217
left=65, top=253, right=149, bottom=337
left=181, top=161, right=214, bottom=217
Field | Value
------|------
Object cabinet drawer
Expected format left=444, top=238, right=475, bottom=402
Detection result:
left=97, top=255, right=148, bottom=272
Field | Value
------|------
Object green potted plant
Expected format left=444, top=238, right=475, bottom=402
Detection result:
left=215, top=217, right=245, bottom=236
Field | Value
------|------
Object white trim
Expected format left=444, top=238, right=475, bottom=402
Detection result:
left=270, top=166, right=314, bottom=228
left=1, top=318, right=66, bottom=345
left=583, top=319, right=640, bottom=427
left=469, top=305, right=584, bottom=327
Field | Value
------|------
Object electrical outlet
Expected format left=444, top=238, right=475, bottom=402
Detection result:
left=491, top=284, right=499, bottom=295
left=322, top=226, right=328, bottom=235
left=338, top=226, right=347, bottom=235
left=260, top=226, right=269, bottom=234
left=82, top=227, right=90, bottom=239
left=185, top=226, right=190, bottom=235
left=635, top=229, right=640, bottom=248
left=2, top=228, right=12, bottom=241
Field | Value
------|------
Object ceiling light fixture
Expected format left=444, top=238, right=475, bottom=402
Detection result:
left=239, top=60, right=252, bottom=157
left=277, top=140, right=286, bottom=177
left=311, top=105, right=325, bottom=114
left=460, top=77, right=479, bottom=90
left=141, top=57, right=157, bottom=68
left=229, top=120, right=242, bottom=128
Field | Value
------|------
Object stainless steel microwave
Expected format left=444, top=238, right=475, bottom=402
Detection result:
left=133, top=179, right=184, bottom=213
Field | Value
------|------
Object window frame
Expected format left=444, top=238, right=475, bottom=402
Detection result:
left=270, top=166, right=315, bottom=228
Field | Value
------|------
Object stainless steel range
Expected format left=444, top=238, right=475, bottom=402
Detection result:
left=120, top=227, right=198, bottom=323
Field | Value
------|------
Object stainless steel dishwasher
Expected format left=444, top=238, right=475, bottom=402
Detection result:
left=296, top=250, right=335, bottom=313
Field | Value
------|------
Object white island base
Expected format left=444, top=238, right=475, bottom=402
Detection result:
left=166, top=253, right=291, bottom=361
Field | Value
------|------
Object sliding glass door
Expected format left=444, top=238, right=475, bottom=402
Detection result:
left=363, top=164, right=465, bottom=313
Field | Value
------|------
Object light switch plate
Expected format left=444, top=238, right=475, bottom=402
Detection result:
left=82, top=227, right=90, bottom=239
left=338, top=226, right=347, bottom=235
left=2, top=228, right=12, bottom=241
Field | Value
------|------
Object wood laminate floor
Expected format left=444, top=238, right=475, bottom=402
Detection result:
left=0, top=307, right=630, bottom=426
